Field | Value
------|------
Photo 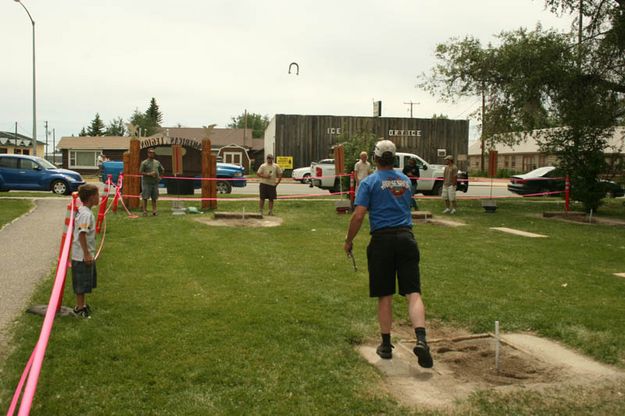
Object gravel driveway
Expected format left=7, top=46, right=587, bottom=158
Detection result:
left=0, top=198, right=68, bottom=361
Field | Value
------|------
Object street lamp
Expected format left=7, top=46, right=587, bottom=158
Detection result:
left=13, top=0, right=37, bottom=156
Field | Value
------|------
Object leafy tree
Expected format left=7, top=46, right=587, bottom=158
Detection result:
left=86, top=113, right=106, bottom=136
left=340, top=130, right=378, bottom=175
left=105, top=117, right=126, bottom=136
left=420, top=0, right=625, bottom=212
left=129, top=109, right=160, bottom=137
left=228, top=112, right=270, bottom=138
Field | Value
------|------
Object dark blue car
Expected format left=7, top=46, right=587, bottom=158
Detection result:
left=0, top=154, right=85, bottom=195
left=100, top=160, right=247, bottom=194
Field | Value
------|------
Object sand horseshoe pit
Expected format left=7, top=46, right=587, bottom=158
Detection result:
left=194, top=211, right=283, bottom=228
left=357, top=328, right=624, bottom=410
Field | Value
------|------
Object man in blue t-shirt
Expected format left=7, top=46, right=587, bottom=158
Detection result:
left=344, top=139, right=433, bottom=368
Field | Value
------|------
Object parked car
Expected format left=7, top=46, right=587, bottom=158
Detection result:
left=508, top=166, right=565, bottom=196
left=100, top=160, right=246, bottom=194
left=508, top=166, right=624, bottom=198
left=0, top=154, right=85, bottom=195
left=291, top=166, right=311, bottom=183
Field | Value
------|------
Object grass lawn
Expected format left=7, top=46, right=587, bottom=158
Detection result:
left=1, top=197, right=625, bottom=415
left=0, top=199, right=34, bottom=228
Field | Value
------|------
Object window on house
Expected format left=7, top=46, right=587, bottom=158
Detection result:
left=69, top=151, right=98, bottom=168
left=14, top=148, right=22, bottom=154
left=0, top=148, right=7, bottom=154
left=223, top=151, right=242, bottom=166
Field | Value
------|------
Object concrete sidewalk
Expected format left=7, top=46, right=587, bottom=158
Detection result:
left=0, top=198, right=68, bottom=361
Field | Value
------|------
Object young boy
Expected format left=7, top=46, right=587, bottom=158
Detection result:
left=71, top=184, right=99, bottom=318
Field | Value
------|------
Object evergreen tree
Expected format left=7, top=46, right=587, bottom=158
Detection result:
left=86, top=113, right=106, bottom=136
left=145, top=97, right=163, bottom=130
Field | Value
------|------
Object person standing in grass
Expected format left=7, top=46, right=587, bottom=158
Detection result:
left=354, top=151, right=372, bottom=191
left=344, top=139, right=433, bottom=368
left=140, top=148, right=164, bottom=216
left=257, top=154, right=283, bottom=216
left=402, top=157, right=420, bottom=211
left=442, top=155, right=458, bottom=214
left=72, top=184, right=100, bottom=318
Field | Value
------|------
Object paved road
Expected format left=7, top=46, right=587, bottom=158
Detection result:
left=0, top=198, right=67, bottom=360
left=229, top=179, right=516, bottom=198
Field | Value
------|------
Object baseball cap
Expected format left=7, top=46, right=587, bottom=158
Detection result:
left=374, top=140, right=396, bottom=157
left=444, top=155, right=454, bottom=161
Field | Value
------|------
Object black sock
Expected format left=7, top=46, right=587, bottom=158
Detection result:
left=415, top=327, right=427, bottom=344
left=381, top=333, right=391, bottom=346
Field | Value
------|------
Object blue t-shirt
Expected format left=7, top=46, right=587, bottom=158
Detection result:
left=354, top=169, right=413, bottom=232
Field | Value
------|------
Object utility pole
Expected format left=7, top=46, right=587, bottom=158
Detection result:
left=578, top=0, right=583, bottom=67
left=45, top=120, right=49, bottom=160
left=243, top=109, right=248, bottom=147
left=52, top=128, right=56, bottom=165
left=403, top=101, right=419, bottom=118
left=14, top=122, right=18, bottom=149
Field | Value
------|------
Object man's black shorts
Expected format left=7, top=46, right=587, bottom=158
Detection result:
left=259, top=183, right=277, bottom=200
left=366, top=228, right=421, bottom=297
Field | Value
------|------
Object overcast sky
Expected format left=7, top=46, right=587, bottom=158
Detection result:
left=2, top=0, right=575, bottom=142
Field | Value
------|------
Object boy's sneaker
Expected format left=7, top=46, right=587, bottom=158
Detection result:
left=376, top=343, right=394, bottom=359
left=413, top=340, right=433, bottom=368
left=450, top=209, right=456, bottom=214
left=442, top=208, right=450, bottom=214
left=73, top=306, right=90, bottom=318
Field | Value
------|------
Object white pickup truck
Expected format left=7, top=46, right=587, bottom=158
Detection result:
left=310, top=152, right=469, bottom=195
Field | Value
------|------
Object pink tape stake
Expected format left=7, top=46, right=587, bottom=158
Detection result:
left=16, top=195, right=77, bottom=416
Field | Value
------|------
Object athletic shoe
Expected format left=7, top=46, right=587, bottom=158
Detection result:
left=443, top=208, right=450, bottom=214
left=268, top=210, right=274, bottom=216
left=450, top=209, right=456, bottom=214
left=376, top=343, right=394, bottom=359
left=73, top=306, right=90, bottom=318
left=413, top=340, right=433, bottom=368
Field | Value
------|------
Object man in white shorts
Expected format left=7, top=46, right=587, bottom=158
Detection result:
left=442, top=155, right=458, bottom=214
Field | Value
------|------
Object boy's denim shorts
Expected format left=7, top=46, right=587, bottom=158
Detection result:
left=71, top=260, right=97, bottom=294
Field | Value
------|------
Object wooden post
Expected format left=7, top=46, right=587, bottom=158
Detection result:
left=334, top=145, right=345, bottom=194
left=209, top=154, right=217, bottom=210
left=201, top=139, right=217, bottom=210
left=488, top=150, right=498, bottom=178
left=123, top=138, right=141, bottom=209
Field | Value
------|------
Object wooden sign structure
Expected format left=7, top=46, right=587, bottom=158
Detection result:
left=122, top=138, right=141, bottom=209
left=122, top=131, right=217, bottom=212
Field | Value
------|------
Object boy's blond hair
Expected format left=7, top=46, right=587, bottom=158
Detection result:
left=78, top=184, right=99, bottom=203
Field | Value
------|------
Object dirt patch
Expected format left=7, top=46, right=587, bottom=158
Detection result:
left=542, top=211, right=625, bottom=226
left=357, top=322, right=625, bottom=410
left=194, top=216, right=283, bottom=228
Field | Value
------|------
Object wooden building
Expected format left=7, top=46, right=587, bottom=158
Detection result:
left=0, top=131, right=46, bottom=157
left=263, top=114, right=469, bottom=169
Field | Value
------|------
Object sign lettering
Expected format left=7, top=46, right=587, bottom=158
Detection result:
left=388, top=129, right=422, bottom=137
left=139, top=136, right=202, bottom=150
left=276, top=156, right=293, bottom=169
